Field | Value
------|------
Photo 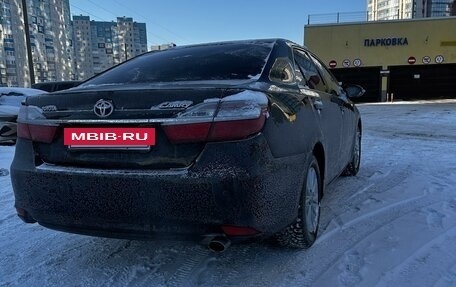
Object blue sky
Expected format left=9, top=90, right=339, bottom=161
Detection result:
left=70, top=0, right=366, bottom=47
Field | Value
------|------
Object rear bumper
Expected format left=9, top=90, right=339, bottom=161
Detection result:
left=11, top=134, right=307, bottom=239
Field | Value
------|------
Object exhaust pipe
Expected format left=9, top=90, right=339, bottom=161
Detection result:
left=208, top=236, right=231, bottom=252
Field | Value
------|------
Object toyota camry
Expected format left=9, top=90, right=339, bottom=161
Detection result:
left=11, top=39, right=364, bottom=251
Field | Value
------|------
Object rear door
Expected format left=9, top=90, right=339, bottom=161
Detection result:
left=308, top=53, right=356, bottom=167
left=293, top=48, right=344, bottom=181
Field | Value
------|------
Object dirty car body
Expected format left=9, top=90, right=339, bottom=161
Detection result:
left=11, top=39, right=363, bottom=247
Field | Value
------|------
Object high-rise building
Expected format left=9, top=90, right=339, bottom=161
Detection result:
left=367, top=0, right=455, bottom=20
left=367, top=0, right=415, bottom=20
left=0, top=2, right=149, bottom=86
left=427, top=0, right=455, bottom=16
left=150, top=43, right=176, bottom=52
left=0, top=0, right=74, bottom=87
left=72, top=16, right=148, bottom=80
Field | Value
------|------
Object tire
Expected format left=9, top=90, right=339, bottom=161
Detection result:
left=275, top=155, right=321, bottom=248
left=343, top=125, right=361, bottom=176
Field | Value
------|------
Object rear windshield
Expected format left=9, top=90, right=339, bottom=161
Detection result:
left=81, top=42, right=273, bottom=86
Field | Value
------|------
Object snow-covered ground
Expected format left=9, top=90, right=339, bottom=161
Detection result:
left=1, top=100, right=456, bottom=287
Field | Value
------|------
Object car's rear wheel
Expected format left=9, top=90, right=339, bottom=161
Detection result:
left=343, top=126, right=361, bottom=176
left=275, top=155, right=321, bottom=248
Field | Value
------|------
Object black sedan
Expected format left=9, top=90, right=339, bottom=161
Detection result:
left=11, top=39, right=364, bottom=251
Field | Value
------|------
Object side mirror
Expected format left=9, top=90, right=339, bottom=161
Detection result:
left=344, top=84, right=365, bottom=99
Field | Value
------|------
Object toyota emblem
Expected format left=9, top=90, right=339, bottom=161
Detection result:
left=93, top=99, right=114, bottom=118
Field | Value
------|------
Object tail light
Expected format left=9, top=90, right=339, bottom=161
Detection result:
left=16, top=207, right=37, bottom=223
left=17, top=105, right=58, bottom=143
left=163, top=91, right=269, bottom=144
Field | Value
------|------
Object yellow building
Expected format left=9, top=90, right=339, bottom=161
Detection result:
left=304, top=17, right=456, bottom=101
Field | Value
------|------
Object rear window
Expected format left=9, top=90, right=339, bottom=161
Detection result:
left=81, top=42, right=273, bottom=86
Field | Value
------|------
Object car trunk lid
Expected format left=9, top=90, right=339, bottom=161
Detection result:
left=19, top=86, right=268, bottom=169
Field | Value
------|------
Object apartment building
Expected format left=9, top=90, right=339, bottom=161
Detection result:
left=150, top=43, right=176, bottom=51
left=428, top=0, right=456, bottom=16
left=0, top=0, right=73, bottom=87
left=72, top=16, right=147, bottom=80
left=0, top=1, right=148, bottom=87
left=367, top=0, right=455, bottom=20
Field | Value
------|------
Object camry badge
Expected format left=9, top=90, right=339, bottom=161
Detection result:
left=151, top=101, right=193, bottom=110
left=93, top=99, right=114, bottom=118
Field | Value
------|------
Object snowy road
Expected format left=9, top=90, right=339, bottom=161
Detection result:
left=1, top=100, right=456, bottom=287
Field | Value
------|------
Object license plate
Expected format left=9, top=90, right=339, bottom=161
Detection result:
left=64, top=127, right=156, bottom=149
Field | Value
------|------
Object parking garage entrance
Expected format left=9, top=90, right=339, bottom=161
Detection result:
left=388, top=64, right=456, bottom=101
